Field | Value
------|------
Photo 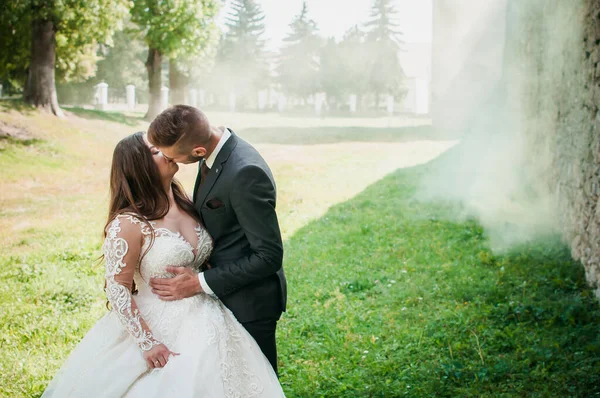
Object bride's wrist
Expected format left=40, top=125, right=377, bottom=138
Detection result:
left=139, top=337, right=162, bottom=351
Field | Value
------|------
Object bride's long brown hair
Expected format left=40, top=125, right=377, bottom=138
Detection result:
left=103, top=132, right=201, bottom=293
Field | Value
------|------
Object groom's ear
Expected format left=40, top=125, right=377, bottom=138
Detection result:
left=191, top=146, right=207, bottom=158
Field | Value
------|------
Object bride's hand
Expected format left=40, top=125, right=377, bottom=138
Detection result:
left=144, top=343, right=179, bottom=369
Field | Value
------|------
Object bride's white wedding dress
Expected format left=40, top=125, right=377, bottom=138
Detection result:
left=42, top=214, right=285, bottom=397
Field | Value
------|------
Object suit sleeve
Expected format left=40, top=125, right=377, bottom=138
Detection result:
left=203, top=164, right=283, bottom=297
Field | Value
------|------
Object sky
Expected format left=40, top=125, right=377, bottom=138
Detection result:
left=217, top=0, right=433, bottom=51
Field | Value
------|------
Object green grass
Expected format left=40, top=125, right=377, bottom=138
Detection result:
left=239, top=125, right=455, bottom=145
left=1, top=105, right=599, bottom=397
left=63, top=106, right=144, bottom=126
left=278, top=165, right=600, bottom=397
left=0, top=98, right=37, bottom=114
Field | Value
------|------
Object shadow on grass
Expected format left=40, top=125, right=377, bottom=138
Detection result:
left=0, top=98, right=37, bottom=114
left=64, top=107, right=144, bottom=126
left=238, top=125, right=460, bottom=145
left=278, top=160, right=600, bottom=396
left=0, top=136, right=43, bottom=148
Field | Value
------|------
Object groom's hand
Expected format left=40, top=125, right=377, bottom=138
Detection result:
left=150, top=267, right=204, bottom=301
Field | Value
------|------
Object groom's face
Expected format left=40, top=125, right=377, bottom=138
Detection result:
left=158, top=145, right=206, bottom=164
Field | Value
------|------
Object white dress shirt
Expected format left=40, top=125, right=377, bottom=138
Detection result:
left=198, top=128, right=231, bottom=295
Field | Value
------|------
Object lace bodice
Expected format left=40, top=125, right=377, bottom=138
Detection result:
left=103, top=214, right=213, bottom=351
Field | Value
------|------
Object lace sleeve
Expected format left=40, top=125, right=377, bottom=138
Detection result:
left=103, top=215, right=161, bottom=352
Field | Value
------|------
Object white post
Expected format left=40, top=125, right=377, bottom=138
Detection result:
left=189, top=88, right=198, bottom=107
left=268, top=88, right=278, bottom=108
left=277, top=94, right=287, bottom=113
left=229, top=92, right=237, bottom=112
left=199, top=89, right=206, bottom=106
left=415, top=78, right=430, bottom=115
left=126, top=85, right=135, bottom=110
left=315, top=92, right=326, bottom=116
left=0, top=84, right=3, bottom=98
left=258, top=90, right=267, bottom=111
left=349, top=94, right=357, bottom=113
left=95, top=82, right=108, bottom=110
left=161, top=86, right=169, bottom=110
left=386, top=94, right=395, bottom=115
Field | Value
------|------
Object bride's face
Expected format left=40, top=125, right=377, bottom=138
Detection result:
left=144, top=135, right=179, bottom=179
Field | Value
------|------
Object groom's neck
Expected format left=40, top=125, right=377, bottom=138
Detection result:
left=204, top=126, right=224, bottom=158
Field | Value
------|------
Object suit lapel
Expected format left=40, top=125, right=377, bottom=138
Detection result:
left=195, top=131, right=239, bottom=209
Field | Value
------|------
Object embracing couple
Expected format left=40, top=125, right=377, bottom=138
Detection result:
left=43, top=105, right=287, bottom=397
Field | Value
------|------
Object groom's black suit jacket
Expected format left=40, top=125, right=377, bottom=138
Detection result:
left=193, top=130, right=286, bottom=323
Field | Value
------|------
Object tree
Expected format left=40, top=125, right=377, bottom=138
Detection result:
left=214, top=0, right=269, bottom=107
left=168, top=33, right=219, bottom=105
left=277, top=1, right=321, bottom=102
left=131, top=0, right=219, bottom=120
left=0, top=0, right=130, bottom=116
left=364, top=0, right=405, bottom=106
left=224, top=0, right=269, bottom=92
left=319, top=26, right=370, bottom=109
left=0, top=2, right=32, bottom=96
left=340, top=27, right=370, bottom=101
left=318, top=38, right=344, bottom=105
left=94, top=25, right=148, bottom=91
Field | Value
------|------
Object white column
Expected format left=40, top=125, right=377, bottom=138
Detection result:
left=277, top=94, right=287, bottom=113
left=415, top=78, right=430, bottom=115
left=189, top=88, right=198, bottom=107
left=349, top=94, right=357, bottom=113
left=199, top=89, right=206, bottom=106
left=95, top=82, right=108, bottom=110
left=161, top=86, right=169, bottom=110
left=229, top=92, right=237, bottom=112
left=258, top=90, right=267, bottom=111
left=126, top=85, right=135, bottom=110
left=386, top=94, right=395, bottom=115
left=315, top=92, right=326, bottom=116
left=268, top=88, right=278, bottom=108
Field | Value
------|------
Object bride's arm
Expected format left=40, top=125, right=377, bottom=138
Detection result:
left=103, top=216, right=161, bottom=352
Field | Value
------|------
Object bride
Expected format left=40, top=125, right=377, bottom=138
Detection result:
left=42, top=132, right=285, bottom=397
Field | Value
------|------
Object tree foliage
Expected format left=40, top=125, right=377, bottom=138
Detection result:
left=364, top=0, right=406, bottom=98
left=277, top=1, right=321, bottom=100
left=130, top=0, right=219, bottom=118
left=0, top=0, right=131, bottom=91
left=212, top=0, right=269, bottom=99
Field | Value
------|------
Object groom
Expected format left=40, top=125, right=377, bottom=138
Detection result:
left=146, top=105, right=287, bottom=374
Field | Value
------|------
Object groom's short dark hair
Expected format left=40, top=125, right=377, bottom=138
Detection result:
left=148, top=105, right=210, bottom=150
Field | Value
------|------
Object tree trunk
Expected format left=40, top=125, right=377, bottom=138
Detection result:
left=145, top=47, right=163, bottom=121
left=169, top=59, right=188, bottom=105
left=24, top=19, right=64, bottom=117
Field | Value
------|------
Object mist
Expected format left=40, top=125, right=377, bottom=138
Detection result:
left=420, top=0, right=587, bottom=252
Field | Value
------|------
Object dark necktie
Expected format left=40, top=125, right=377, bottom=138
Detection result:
left=200, top=160, right=210, bottom=184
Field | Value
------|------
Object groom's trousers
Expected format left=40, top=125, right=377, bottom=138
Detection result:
left=242, top=319, right=278, bottom=376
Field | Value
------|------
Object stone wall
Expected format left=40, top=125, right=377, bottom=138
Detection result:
left=503, top=0, right=600, bottom=295
left=431, top=0, right=600, bottom=295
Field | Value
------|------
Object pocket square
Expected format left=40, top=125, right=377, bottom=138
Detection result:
left=206, top=198, right=224, bottom=209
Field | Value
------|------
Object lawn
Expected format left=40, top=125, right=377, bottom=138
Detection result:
left=278, top=164, right=600, bottom=396
left=1, top=101, right=598, bottom=397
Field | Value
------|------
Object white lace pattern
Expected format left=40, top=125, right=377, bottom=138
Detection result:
left=43, top=213, right=284, bottom=397
left=104, top=217, right=161, bottom=351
